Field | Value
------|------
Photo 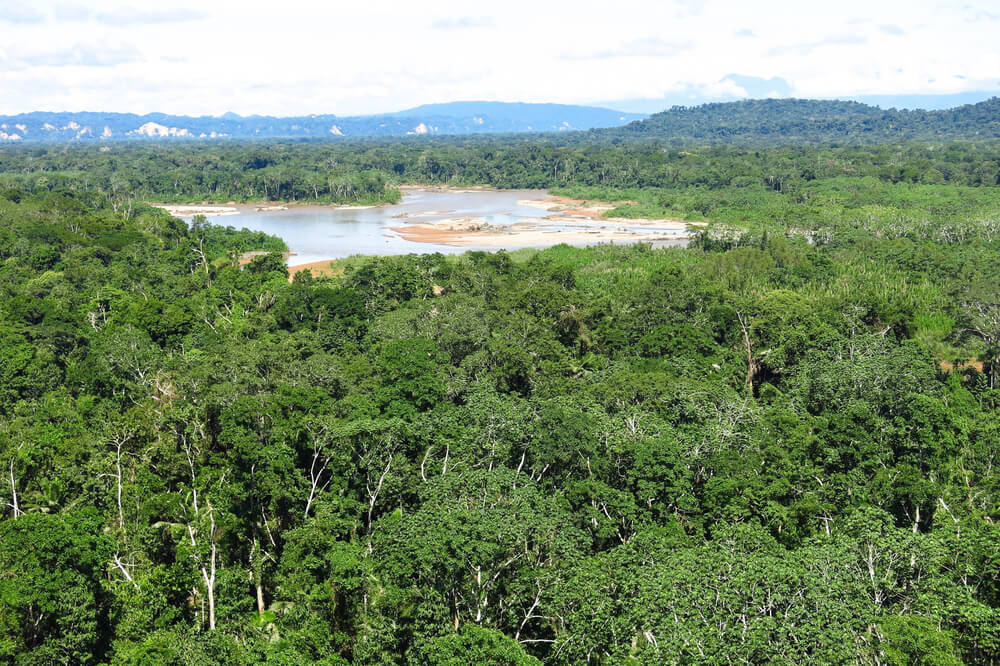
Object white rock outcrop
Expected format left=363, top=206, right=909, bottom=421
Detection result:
left=127, top=122, right=193, bottom=137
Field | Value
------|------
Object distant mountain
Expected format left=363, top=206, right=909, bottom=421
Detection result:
left=388, top=101, right=643, bottom=131
left=596, top=97, right=1000, bottom=143
left=8, top=98, right=999, bottom=145
left=0, top=103, right=644, bottom=143
left=601, top=86, right=1000, bottom=115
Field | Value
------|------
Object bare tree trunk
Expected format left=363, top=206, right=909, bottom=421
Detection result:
left=110, top=432, right=131, bottom=533
left=304, top=446, right=330, bottom=520
left=515, top=582, right=543, bottom=642
left=9, top=455, right=21, bottom=519
left=203, top=504, right=218, bottom=630
left=194, top=238, right=210, bottom=275
left=366, top=455, right=394, bottom=535
left=113, top=553, right=140, bottom=590
left=737, top=311, right=755, bottom=393
left=250, top=537, right=272, bottom=622
left=184, top=459, right=219, bottom=632
left=204, top=543, right=216, bottom=630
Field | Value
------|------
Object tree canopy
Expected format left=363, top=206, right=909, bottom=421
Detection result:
left=1, top=137, right=1000, bottom=664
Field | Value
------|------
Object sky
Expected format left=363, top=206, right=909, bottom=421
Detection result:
left=1, top=0, right=999, bottom=116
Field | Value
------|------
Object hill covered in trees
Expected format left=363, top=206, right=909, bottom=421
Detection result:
left=1, top=136, right=1000, bottom=662
left=598, top=97, right=1000, bottom=143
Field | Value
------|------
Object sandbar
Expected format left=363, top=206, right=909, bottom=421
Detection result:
left=390, top=189, right=701, bottom=248
left=391, top=216, right=689, bottom=247
left=150, top=201, right=387, bottom=218
left=154, top=204, right=240, bottom=217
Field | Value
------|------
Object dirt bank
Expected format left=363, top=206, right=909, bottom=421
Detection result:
left=287, top=259, right=339, bottom=281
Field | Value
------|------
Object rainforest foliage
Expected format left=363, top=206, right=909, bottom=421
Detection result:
left=1, top=137, right=1000, bottom=665
left=598, top=97, right=1000, bottom=144
left=3, top=140, right=1000, bottom=228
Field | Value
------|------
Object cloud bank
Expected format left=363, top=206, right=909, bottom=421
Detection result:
left=0, top=0, right=996, bottom=116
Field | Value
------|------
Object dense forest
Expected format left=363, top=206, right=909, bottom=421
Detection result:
left=2, top=137, right=1000, bottom=207
left=599, top=98, right=1000, bottom=143
left=2, top=127, right=1000, bottom=664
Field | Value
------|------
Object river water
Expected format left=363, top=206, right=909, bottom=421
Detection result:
left=180, top=189, right=687, bottom=264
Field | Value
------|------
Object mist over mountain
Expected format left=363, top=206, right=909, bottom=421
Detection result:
left=0, top=102, right=645, bottom=143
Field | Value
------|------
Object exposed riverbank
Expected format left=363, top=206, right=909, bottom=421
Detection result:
left=389, top=192, right=701, bottom=247
left=151, top=201, right=387, bottom=218
left=390, top=216, right=690, bottom=247
left=155, top=188, right=700, bottom=266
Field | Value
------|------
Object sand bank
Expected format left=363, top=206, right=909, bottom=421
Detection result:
left=154, top=204, right=241, bottom=217
left=400, top=184, right=503, bottom=194
left=390, top=188, right=698, bottom=248
left=151, top=201, right=387, bottom=218
left=391, top=209, right=457, bottom=219
left=517, top=195, right=623, bottom=218
left=391, top=216, right=688, bottom=247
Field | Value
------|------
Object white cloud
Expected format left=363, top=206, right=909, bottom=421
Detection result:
left=2, top=44, right=143, bottom=70
left=431, top=17, right=494, bottom=30
left=53, top=4, right=91, bottom=21
left=0, top=6, right=45, bottom=23
left=0, top=0, right=997, bottom=115
left=767, top=34, right=869, bottom=57
left=94, top=8, right=207, bottom=25
left=562, top=38, right=695, bottom=60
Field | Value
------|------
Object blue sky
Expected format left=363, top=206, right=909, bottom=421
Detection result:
left=0, top=0, right=998, bottom=115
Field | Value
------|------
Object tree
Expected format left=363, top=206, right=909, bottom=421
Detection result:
left=0, top=511, right=113, bottom=664
left=413, top=624, right=542, bottom=666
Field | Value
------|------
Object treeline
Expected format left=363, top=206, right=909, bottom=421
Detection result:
left=2, top=139, right=999, bottom=204
left=0, top=145, right=402, bottom=205
left=1, top=175, right=1000, bottom=663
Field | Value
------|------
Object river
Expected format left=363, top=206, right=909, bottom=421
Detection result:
left=167, top=188, right=690, bottom=264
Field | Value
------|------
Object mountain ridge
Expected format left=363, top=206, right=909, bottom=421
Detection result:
left=6, top=98, right=1000, bottom=144
left=0, top=102, right=645, bottom=143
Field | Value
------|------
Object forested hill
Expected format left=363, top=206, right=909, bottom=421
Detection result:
left=0, top=103, right=643, bottom=143
left=599, top=97, right=1000, bottom=143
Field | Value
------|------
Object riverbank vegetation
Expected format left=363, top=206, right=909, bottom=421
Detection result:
left=2, top=132, right=1000, bottom=663
left=3, top=141, right=1000, bottom=237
